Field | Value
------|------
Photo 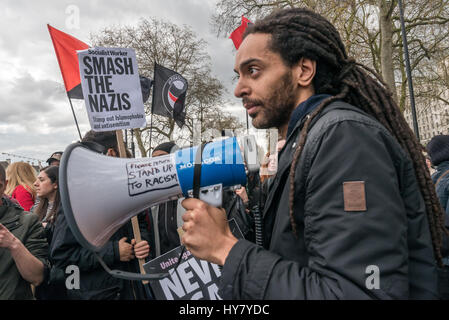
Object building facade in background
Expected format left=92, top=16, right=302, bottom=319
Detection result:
left=404, top=57, right=449, bottom=145
left=404, top=102, right=449, bottom=145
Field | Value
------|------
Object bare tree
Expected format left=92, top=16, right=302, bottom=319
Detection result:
left=212, top=0, right=449, bottom=114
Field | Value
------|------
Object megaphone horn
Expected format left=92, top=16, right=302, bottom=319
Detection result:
left=59, top=137, right=247, bottom=252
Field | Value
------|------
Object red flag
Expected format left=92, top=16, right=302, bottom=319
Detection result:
left=48, top=24, right=90, bottom=99
left=229, top=16, right=252, bottom=50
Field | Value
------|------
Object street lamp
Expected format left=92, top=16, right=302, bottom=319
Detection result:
left=398, top=0, right=419, bottom=141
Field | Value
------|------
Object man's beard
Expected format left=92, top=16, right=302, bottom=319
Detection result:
left=244, top=70, right=297, bottom=129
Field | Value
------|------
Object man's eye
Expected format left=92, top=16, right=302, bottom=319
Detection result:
left=249, top=67, right=259, bottom=75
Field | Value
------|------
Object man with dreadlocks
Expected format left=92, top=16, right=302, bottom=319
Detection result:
left=181, top=8, right=444, bottom=299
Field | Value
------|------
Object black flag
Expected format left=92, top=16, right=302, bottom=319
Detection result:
left=140, top=75, right=153, bottom=103
left=152, top=63, right=188, bottom=128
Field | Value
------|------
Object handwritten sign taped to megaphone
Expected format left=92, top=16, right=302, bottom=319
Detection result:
left=77, top=47, right=146, bottom=131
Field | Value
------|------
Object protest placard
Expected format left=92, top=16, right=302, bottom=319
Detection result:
left=143, top=219, right=243, bottom=300
left=78, top=47, right=146, bottom=131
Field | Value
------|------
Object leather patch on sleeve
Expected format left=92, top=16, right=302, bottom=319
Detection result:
left=343, top=181, right=367, bottom=212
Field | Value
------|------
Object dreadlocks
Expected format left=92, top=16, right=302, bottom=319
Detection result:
left=244, top=8, right=446, bottom=266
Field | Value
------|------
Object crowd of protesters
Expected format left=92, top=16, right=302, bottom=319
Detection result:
left=1, top=8, right=449, bottom=300
left=1, top=129, right=448, bottom=300
left=0, top=131, right=262, bottom=300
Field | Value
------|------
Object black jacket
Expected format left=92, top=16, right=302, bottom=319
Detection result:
left=0, top=196, right=49, bottom=300
left=223, top=188, right=255, bottom=242
left=50, top=207, right=151, bottom=300
left=156, top=200, right=181, bottom=255
left=431, top=161, right=449, bottom=259
left=35, top=208, right=68, bottom=300
left=219, top=101, right=438, bottom=299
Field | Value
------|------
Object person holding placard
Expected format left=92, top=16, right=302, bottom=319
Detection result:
left=50, top=130, right=152, bottom=300
left=150, top=141, right=184, bottom=257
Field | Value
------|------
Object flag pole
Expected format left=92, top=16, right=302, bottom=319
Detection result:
left=200, top=106, right=203, bottom=143
left=149, top=62, right=157, bottom=154
left=124, top=129, right=128, bottom=148
left=66, top=93, right=83, bottom=140
left=131, top=129, right=135, bottom=158
left=149, top=113, right=154, bottom=154
left=398, top=0, right=420, bottom=141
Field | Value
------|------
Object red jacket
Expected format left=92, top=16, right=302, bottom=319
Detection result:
left=11, top=185, right=35, bottom=212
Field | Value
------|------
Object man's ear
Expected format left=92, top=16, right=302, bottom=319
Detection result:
left=292, top=58, right=316, bottom=87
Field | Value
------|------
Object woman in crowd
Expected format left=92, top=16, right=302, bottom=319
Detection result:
left=5, top=162, right=37, bottom=212
left=33, top=166, right=60, bottom=227
left=32, top=166, right=67, bottom=299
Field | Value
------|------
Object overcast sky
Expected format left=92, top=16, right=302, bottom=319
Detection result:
left=0, top=0, right=249, bottom=164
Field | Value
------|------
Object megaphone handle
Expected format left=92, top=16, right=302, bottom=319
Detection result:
left=94, top=252, right=169, bottom=281
left=116, top=130, right=149, bottom=285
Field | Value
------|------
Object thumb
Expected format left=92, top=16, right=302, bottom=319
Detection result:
left=209, top=207, right=227, bottom=224
left=131, top=239, right=136, bottom=245
left=181, top=197, right=203, bottom=211
left=119, top=237, right=127, bottom=243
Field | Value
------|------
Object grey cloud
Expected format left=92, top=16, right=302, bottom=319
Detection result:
left=0, top=73, right=66, bottom=123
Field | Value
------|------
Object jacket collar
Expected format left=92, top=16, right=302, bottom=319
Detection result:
left=0, top=195, right=23, bottom=218
left=286, top=94, right=331, bottom=138
left=436, top=161, right=449, bottom=172
left=279, top=99, right=353, bottom=174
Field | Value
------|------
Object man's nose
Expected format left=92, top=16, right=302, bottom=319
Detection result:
left=234, top=77, right=250, bottom=98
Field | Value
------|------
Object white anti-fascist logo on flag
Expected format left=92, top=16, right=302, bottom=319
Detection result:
left=162, top=74, right=188, bottom=116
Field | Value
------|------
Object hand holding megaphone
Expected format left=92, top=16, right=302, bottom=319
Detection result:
left=180, top=198, right=238, bottom=266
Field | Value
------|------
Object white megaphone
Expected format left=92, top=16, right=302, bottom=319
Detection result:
left=59, top=137, right=250, bottom=255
